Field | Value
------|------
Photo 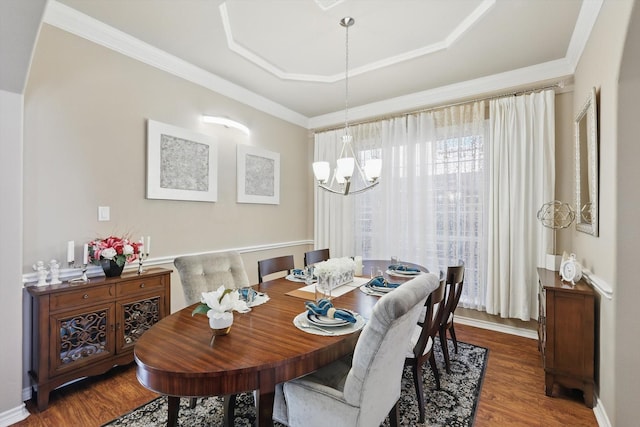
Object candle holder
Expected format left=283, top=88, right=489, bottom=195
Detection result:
left=137, top=253, right=149, bottom=275
left=68, top=261, right=90, bottom=283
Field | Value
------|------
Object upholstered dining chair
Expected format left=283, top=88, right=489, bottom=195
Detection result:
left=174, top=251, right=250, bottom=304
left=439, top=262, right=465, bottom=374
left=273, top=272, right=440, bottom=427
left=405, top=277, right=446, bottom=423
left=303, top=248, right=330, bottom=266
left=257, top=255, right=294, bottom=283
left=173, top=251, right=251, bottom=426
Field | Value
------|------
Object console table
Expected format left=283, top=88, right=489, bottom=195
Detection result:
left=537, top=267, right=595, bottom=408
left=26, top=267, right=171, bottom=410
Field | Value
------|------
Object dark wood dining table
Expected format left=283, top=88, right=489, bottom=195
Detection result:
left=134, top=259, right=427, bottom=426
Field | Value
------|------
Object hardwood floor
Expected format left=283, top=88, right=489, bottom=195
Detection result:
left=13, top=324, right=598, bottom=426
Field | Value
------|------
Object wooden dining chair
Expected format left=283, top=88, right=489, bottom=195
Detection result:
left=439, top=262, right=465, bottom=374
left=303, top=248, right=330, bottom=266
left=257, top=255, right=294, bottom=283
left=405, top=277, right=447, bottom=423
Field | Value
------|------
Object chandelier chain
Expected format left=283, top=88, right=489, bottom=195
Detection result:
left=344, top=19, right=350, bottom=135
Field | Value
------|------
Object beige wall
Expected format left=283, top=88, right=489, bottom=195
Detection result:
left=553, top=91, right=576, bottom=253
left=615, top=2, right=639, bottom=425
left=24, top=24, right=313, bottom=299
left=571, top=1, right=635, bottom=425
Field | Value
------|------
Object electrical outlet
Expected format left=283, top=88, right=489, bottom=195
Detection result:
left=98, top=206, right=110, bottom=221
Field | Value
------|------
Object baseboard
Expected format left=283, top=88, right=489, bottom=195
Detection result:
left=455, top=315, right=538, bottom=340
left=593, top=392, right=611, bottom=427
left=0, top=403, right=29, bottom=427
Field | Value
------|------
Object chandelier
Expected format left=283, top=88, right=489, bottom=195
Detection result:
left=312, top=17, right=381, bottom=195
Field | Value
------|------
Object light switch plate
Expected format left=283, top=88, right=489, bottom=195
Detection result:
left=98, top=206, right=110, bottom=221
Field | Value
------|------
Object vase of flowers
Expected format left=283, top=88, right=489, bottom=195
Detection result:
left=192, top=286, right=250, bottom=337
left=88, top=235, right=142, bottom=277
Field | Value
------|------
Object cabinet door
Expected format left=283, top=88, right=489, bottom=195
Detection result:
left=115, top=293, right=165, bottom=353
left=49, top=303, right=115, bottom=377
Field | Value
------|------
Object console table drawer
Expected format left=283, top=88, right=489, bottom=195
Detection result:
left=50, top=286, right=114, bottom=310
left=117, top=276, right=164, bottom=296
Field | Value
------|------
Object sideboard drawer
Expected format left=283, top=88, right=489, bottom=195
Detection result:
left=50, top=286, right=114, bottom=311
left=117, top=276, right=164, bottom=297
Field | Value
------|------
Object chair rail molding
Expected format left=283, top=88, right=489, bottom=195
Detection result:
left=582, top=269, right=613, bottom=300
left=22, top=240, right=314, bottom=284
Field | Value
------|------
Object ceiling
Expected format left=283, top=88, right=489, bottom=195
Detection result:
left=43, top=0, right=600, bottom=128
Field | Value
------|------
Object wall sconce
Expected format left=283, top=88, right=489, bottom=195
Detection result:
left=201, top=115, right=250, bottom=136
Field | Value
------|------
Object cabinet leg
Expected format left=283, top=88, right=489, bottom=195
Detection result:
left=544, top=374, right=553, bottom=397
left=35, top=385, right=50, bottom=411
left=583, top=384, right=595, bottom=408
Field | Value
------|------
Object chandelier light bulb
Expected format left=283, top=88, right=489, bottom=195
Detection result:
left=312, top=161, right=331, bottom=184
left=336, top=157, right=355, bottom=179
left=364, top=159, right=382, bottom=182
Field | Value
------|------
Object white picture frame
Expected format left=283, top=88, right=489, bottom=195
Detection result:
left=237, top=145, right=280, bottom=204
left=146, top=119, right=218, bottom=202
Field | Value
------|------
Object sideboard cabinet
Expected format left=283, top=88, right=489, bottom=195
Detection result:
left=26, top=267, right=171, bottom=410
left=537, top=267, right=595, bottom=408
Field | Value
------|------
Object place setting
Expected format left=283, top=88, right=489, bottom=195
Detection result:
left=293, top=298, right=366, bottom=336
left=360, top=275, right=402, bottom=297
left=286, top=267, right=317, bottom=283
left=386, top=263, right=423, bottom=278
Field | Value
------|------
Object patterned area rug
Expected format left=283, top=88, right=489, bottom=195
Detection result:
left=103, top=339, right=488, bottom=427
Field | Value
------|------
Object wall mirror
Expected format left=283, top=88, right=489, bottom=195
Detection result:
left=575, top=87, right=599, bottom=236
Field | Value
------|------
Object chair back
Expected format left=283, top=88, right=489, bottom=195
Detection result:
left=174, top=251, right=250, bottom=305
left=257, top=255, right=294, bottom=283
left=443, top=262, right=465, bottom=323
left=342, top=272, right=440, bottom=424
left=303, top=248, right=330, bottom=266
left=412, top=278, right=446, bottom=358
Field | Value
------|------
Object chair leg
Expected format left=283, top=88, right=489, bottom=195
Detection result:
left=412, top=363, right=426, bottom=423
left=428, top=353, right=441, bottom=390
left=450, top=323, right=459, bottom=354
left=439, top=327, right=451, bottom=374
left=188, top=397, right=196, bottom=409
left=222, top=394, right=237, bottom=427
left=388, top=400, right=400, bottom=427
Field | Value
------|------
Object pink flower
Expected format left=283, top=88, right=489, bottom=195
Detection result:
left=88, top=235, right=141, bottom=266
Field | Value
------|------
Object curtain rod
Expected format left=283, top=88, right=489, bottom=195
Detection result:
left=313, top=81, right=567, bottom=133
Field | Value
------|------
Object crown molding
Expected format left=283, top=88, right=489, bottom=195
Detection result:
left=565, top=0, right=604, bottom=69
left=43, top=0, right=309, bottom=128
left=309, top=57, right=574, bottom=129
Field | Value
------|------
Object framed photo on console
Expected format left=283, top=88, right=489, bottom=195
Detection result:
left=237, top=145, right=280, bottom=205
left=146, top=119, right=218, bottom=202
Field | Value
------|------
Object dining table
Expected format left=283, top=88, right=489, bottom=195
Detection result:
left=134, top=259, right=428, bottom=426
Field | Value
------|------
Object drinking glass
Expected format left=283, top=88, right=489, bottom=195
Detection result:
left=240, top=287, right=256, bottom=304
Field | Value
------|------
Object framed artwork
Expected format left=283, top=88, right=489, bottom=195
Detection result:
left=237, top=145, right=280, bottom=204
left=146, top=119, right=218, bottom=202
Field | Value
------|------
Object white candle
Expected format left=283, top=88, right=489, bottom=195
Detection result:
left=146, top=236, right=151, bottom=255
left=67, top=241, right=75, bottom=263
left=82, top=244, right=89, bottom=265
left=354, top=256, right=363, bottom=276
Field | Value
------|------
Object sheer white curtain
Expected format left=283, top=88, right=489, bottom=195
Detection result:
left=486, top=90, right=555, bottom=320
left=314, top=102, right=487, bottom=310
